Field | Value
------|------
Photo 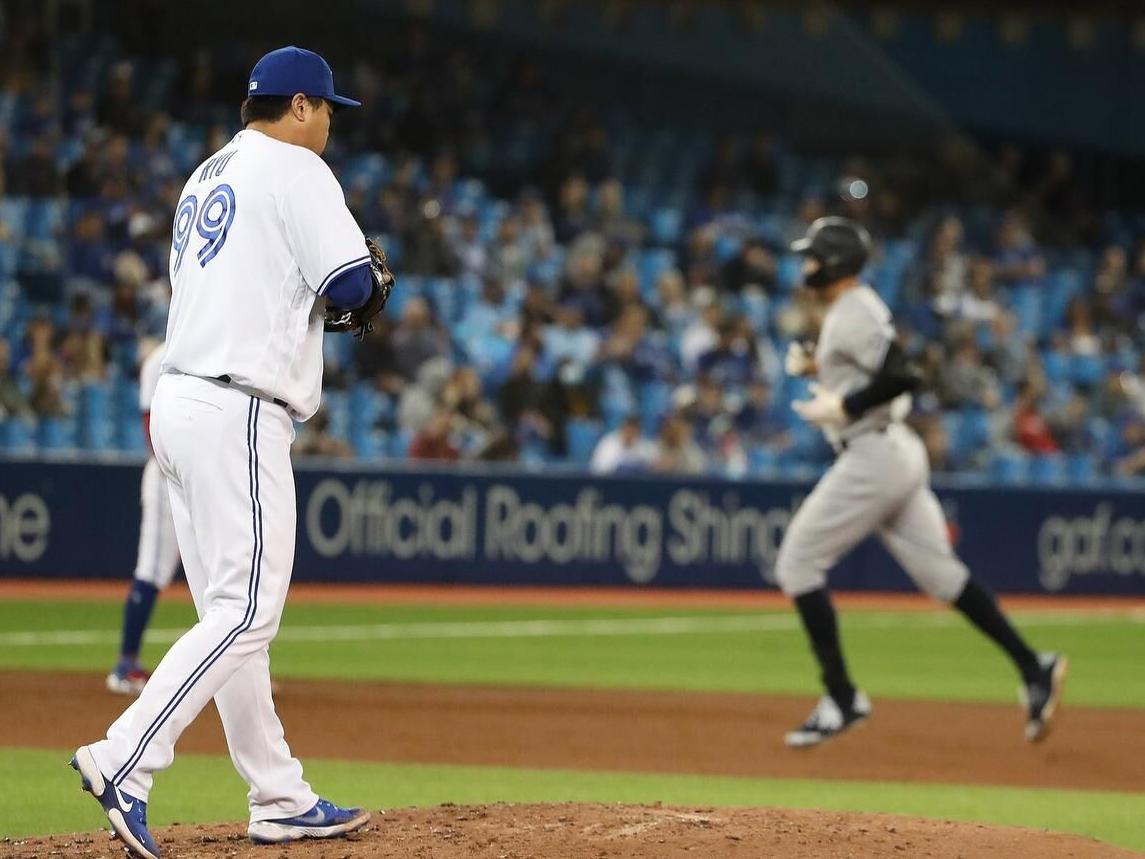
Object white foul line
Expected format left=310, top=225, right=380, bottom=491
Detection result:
left=0, top=609, right=1141, bottom=648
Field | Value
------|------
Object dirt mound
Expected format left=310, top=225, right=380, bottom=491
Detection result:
left=5, top=804, right=1137, bottom=859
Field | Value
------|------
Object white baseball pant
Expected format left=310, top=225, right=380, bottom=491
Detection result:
left=89, top=373, right=318, bottom=821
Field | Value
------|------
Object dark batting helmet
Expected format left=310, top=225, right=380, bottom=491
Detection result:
left=790, top=216, right=871, bottom=289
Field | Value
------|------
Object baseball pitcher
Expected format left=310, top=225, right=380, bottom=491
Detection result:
left=778, top=216, right=1066, bottom=748
left=72, top=47, right=392, bottom=858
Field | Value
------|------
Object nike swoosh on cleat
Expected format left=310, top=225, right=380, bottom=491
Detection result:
left=290, top=807, right=330, bottom=826
left=111, top=784, right=133, bottom=813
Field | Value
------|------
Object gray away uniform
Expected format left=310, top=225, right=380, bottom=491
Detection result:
left=774, top=284, right=970, bottom=602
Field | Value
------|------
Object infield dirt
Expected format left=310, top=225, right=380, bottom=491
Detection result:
left=3, top=804, right=1139, bottom=858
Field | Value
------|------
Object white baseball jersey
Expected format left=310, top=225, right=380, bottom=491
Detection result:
left=815, top=284, right=911, bottom=448
left=134, top=343, right=179, bottom=588
left=161, top=129, right=369, bottom=420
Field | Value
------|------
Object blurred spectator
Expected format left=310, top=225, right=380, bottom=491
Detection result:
left=697, top=315, right=761, bottom=386
left=719, top=238, right=777, bottom=294
left=293, top=407, right=354, bottom=459
left=589, top=415, right=655, bottom=474
left=355, top=316, right=405, bottom=395
left=442, top=366, right=497, bottom=438
left=57, top=293, right=107, bottom=381
left=987, top=311, right=1029, bottom=385
left=915, top=215, right=968, bottom=315
left=652, top=413, right=706, bottom=474
left=458, top=275, right=518, bottom=342
left=391, top=296, right=451, bottom=381
left=1065, top=297, right=1101, bottom=356
left=21, top=318, right=67, bottom=418
left=1049, top=391, right=1093, bottom=454
left=599, top=304, right=674, bottom=385
left=558, top=241, right=607, bottom=326
left=734, top=379, right=790, bottom=447
left=1013, top=381, right=1060, bottom=454
left=15, top=134, right=62, bottom=197
left=404, top=202, right=458, bottom=276
left=69, top=210, right=116, bottom=284
left=956, top=259, right=1000, bottom=325
left=940, top=337, right=1001, bottom=409
left=992, top=211, right=1046, bottom=286
left=1112, top=416, right=1145, bottom=477
left=451, top=210, right=488, bottom=278
left=489, top=213, right=528, bottom=282
left=593, top=178, right=644, bottom=248
left=556, top=174, right=592, bottom=243
left=398, top=357, right=453, bottom=433
left=680, top=293, right=722, bottom=373
left=409, top=407, right=461, bottom=461
left=97, top=62, right=146, bottom=136
left=915, top=415, right=952, bottom=472
left=517, top=188, right=555, bottom=262
left=0, top=338, right=32, bottom=419
left=656, top=269, right=694, bottom=337
left=543, top=302, right=599, bottom=374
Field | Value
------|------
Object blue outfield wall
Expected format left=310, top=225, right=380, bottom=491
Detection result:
left=0, top=458, right=1143, bottom=595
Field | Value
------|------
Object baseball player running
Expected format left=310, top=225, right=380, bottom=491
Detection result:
left=72, top=47, right=393, bottom=858
left=778, top=216, right=1066, bottom=748
left=107, top=340, right=181, bottom=696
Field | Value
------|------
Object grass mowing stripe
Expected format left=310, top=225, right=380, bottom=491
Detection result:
left=1, top=609, right=1142, bottom=647
left=4, top=748, right=1141, bottom=852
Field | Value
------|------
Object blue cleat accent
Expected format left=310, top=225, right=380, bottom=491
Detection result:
left=248, top=798, right=371, bottom=844
left=70, top=746, right=160, bottom=859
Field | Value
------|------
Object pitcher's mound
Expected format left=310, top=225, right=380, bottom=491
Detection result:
left=12, top=804, right=1136, bottom=859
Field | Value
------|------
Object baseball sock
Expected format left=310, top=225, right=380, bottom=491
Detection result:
left=954, top=578, right=1040, bottom=680
left=119, top=580, right=160, bottom=665
left=793, top=587, right=856, bottom=710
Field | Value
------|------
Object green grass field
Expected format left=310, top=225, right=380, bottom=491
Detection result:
left=2, top=596, right=1142, bottom=851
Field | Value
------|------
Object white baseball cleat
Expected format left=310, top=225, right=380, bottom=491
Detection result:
left=785, top=690, right=872, bottom=748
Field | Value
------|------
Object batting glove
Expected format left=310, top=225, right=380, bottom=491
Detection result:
left=785, top=341, right=816, bottom=377
left=792, top=383, right=847, bottom=428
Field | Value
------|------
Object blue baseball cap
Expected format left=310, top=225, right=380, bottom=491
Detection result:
left=247, top=46, right=360, bottom=108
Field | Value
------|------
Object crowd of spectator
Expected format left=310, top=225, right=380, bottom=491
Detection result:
left=4, top=18, right=1145, bottom=484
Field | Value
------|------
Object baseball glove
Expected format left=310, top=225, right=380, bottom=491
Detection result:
left=323, top=237, right=395, bottom=339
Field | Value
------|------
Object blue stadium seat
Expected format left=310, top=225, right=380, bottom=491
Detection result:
left=637, top=380, right=673, bottom=434
left=649, top=207, right=682, bottom=246
left=425, top=277, right=461, bottom=324
left=739, top=290, right=770, bottom=334
left=0, top=417, right=36, bottom=453
left=1071, top=353, right=1104, bottom=387
left=747, top=445, right=779, bottom=477
left=77, top=381, right=113, bottom=451
left=1028, top=453, right=1067, bottom=487
left=714, top=233, right=742, bottom=263
left=384, top=274, right=422, bottom=319
left=776, top=254, right=804, bottom=292
left=1010, top=286, right=1041, bottom=337
left=36, top=417, right=70, bottom=451
left=387, top=428, right=412, bottom=459
left=566, top=418, right=605, bottom=466
left=1065, top=453, right=1097, bottom=485
left=24, top=200, right=66, bottom=240
left=637, top=248, right=677, bottom=301
left=989, top=451, right=1029, bottom=485
left=1042, top=350, right=1071, bottom=384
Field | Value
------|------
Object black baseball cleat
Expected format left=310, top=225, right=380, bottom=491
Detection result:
left=785, top=690, right=872, bottom=748
left=1021, top=652, right=1068, bottom=743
